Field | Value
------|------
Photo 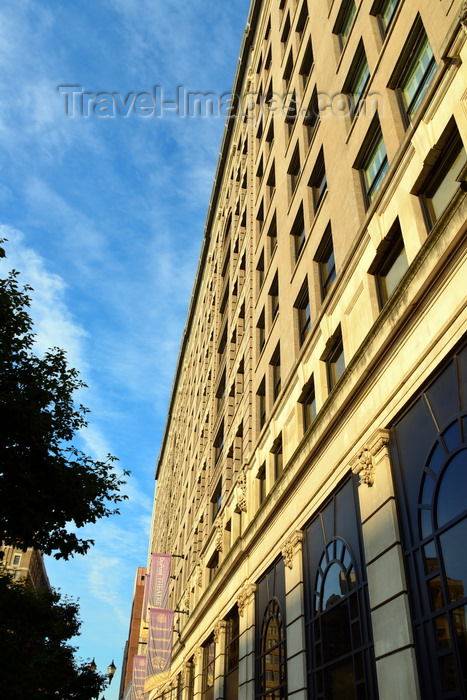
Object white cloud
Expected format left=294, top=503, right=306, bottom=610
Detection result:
left=0, top=225, right=89, bottom=371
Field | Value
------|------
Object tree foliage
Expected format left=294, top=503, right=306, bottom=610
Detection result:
left=0, top=244, right=129, bottom=558
left=0, top=570, right=106, bottom=699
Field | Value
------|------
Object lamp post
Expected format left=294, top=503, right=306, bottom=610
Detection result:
left=89, top=659, right=116, bottom=700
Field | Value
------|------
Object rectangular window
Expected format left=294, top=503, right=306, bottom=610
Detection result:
left=304, top=87, right=319, bottom=145
left=257, top=309, right=265, bottom=354
left=214, top=424, right=224, bottom=466
left=324, top=328, right=345, bottom=391
left=269, top=273, right=279, bottom=321
left=267, top=163, right=276, bottom=203
left=344, top=41, right=370, bottom=119
left=357, top=122, right=389, bottom=206
left=369, top=219, right=408, bottom=307
left=271, top=435, right=283, bottom=480
left=13, top=555, right=21, bottom=566
left=288, top=145, right=301, bottom=195
left=291, top=205, right=306, bottom=261
left=309, top=148, right=327, bottom=213
left=270, top=344, right=281, bottom=401
left=315, top=225, right=336, bottom=301
left=211, top=478, right=222, bottom=520
left=419, top=128, right=467, bottom=227
left=257, top=377, right=266, bottom=429
left=333, top=0, right=357, bottom=50
left=257, top=249, right=265, bottom=290
left=285, top=91, right=298, bottom=137
left=216, top=370, right=226, bottom=413
left=300, top=377, right=316, bottom=433
left=283, top=50, right=293, bottom=89
left=391, top=20, right=437, bottom=123
left=296, top=0, right=309, bottom=42
left=299, top=38, right=313, bottom=89
left=295, top=278, right=311, bottom=346
left=373, top=0, right=400, bottom=35
left=256, top=199, right=264, bottom=235
left=267, top=214, right=277, bottom=256
left=281, top=12, right=291, bottom=53
left=257, top=463, right=266, bottom=505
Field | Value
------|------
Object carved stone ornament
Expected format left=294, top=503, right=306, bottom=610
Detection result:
left=215, top=518, right=223, bottom=552
left=282, top=541, right=294, bottom=569
left=353, top=447, right=374, bottom=486
left=237, top=582, right=256, bottom=617
left=183, top=587, right=190, bottom=612
left=196, top=563, right=203, bottom=588
left=351, top=430, right=390, bottom=486
left=214, top=620, right=226, bottom=643
left=236, top=471, right=247, bottom=512
left=194, top=647, right=203, bottom=663
left=281, top=531, right=304, bottom=569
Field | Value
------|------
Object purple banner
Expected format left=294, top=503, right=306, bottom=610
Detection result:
left=148, top=554, right=171, bottom=609
left=144, top=608, right=175, bottom=693
left=130, top=655, right=146, bottom=700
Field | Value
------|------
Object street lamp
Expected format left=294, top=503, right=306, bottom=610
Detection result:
left=107, top=660, right=117, bottom=684
left=89, top=659, right=117, bottom=700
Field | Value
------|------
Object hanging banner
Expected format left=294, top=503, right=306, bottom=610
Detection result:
left=144, top=607, right=175, bottom=693
left=142, top=573, right=151, bottom=622
left=148, top=553, right=172, bottom=609
left=130, top=655, right=147, bottom=700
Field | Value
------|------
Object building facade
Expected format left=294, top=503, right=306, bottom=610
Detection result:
left=141, top=1, right=467, bottom=699
left=0, top=544, right=50, bottom=592
left=119, top=566, right=147, bottom=700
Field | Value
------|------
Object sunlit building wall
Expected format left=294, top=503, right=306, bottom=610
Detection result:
left=141, top=1, right=467, bottom=699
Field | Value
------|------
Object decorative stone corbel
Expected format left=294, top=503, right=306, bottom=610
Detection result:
left=237, top=582, right=257, bottom=617
left=214, top=619, right=226, bottom=643
left=281, top=531, right=304, bottom=569
left=195, top=562, right=203, bottom=588
left=351, top=429, right=390, bottom=486
left=214, top=517, right=223, bottom=552
left=235, top=470, right=247, bottom=513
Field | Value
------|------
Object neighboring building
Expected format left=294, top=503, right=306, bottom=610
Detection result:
left=0, top=544, right=50, bottom=591
left=141, top=1, right=467, bottom=699
left=118, top=566, right=147, bottom=700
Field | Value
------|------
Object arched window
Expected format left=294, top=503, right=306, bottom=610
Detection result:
left=312, top=539, right=366, bottom=700
left=417, top=419, right=467, bottom=697
left=391, top=342, right=467, bottom=699
left=304, top=478, right=378, bottom=700
left=255, top=558, right=287, bottom=700
left=258, top=599, right=287, bottom=700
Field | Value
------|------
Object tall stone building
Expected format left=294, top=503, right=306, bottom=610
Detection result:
left=0, top=545, right=50, bottom=592
left=140, top=1, right=467, bottom=699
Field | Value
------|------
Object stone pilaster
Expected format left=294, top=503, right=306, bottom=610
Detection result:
left=193, top=646, right=203, bottom=700
left=350, top=429, right=421, bottom=700
left=282, top=531, right=307, bottom=700
left=237, top=582, right=257, bottom=700
left=214, top=620, right=227, bottom=700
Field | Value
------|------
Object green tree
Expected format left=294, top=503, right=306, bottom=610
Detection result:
left=0, top=570, right=106, bottom=699
left=0, top=243, right=129, bottom=559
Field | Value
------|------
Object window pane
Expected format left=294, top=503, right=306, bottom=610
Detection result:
left=324, top=659, right=357, bottom=700
left=322, top=563, right=348, bottom=609
left=428, top=143, right=466, bottom=220
left=439, top=517, right=467, bottom=597
left=402, top=35, right=436, bottom=118
left=380, top=244, right=408, bottom=299
left=436, top=450, right=467, bottom=528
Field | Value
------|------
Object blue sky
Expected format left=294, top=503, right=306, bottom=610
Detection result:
left=0, top=1, right=250, bottom=697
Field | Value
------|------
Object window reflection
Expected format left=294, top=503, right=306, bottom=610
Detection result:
left=436, top=451, right=467, bottom=528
